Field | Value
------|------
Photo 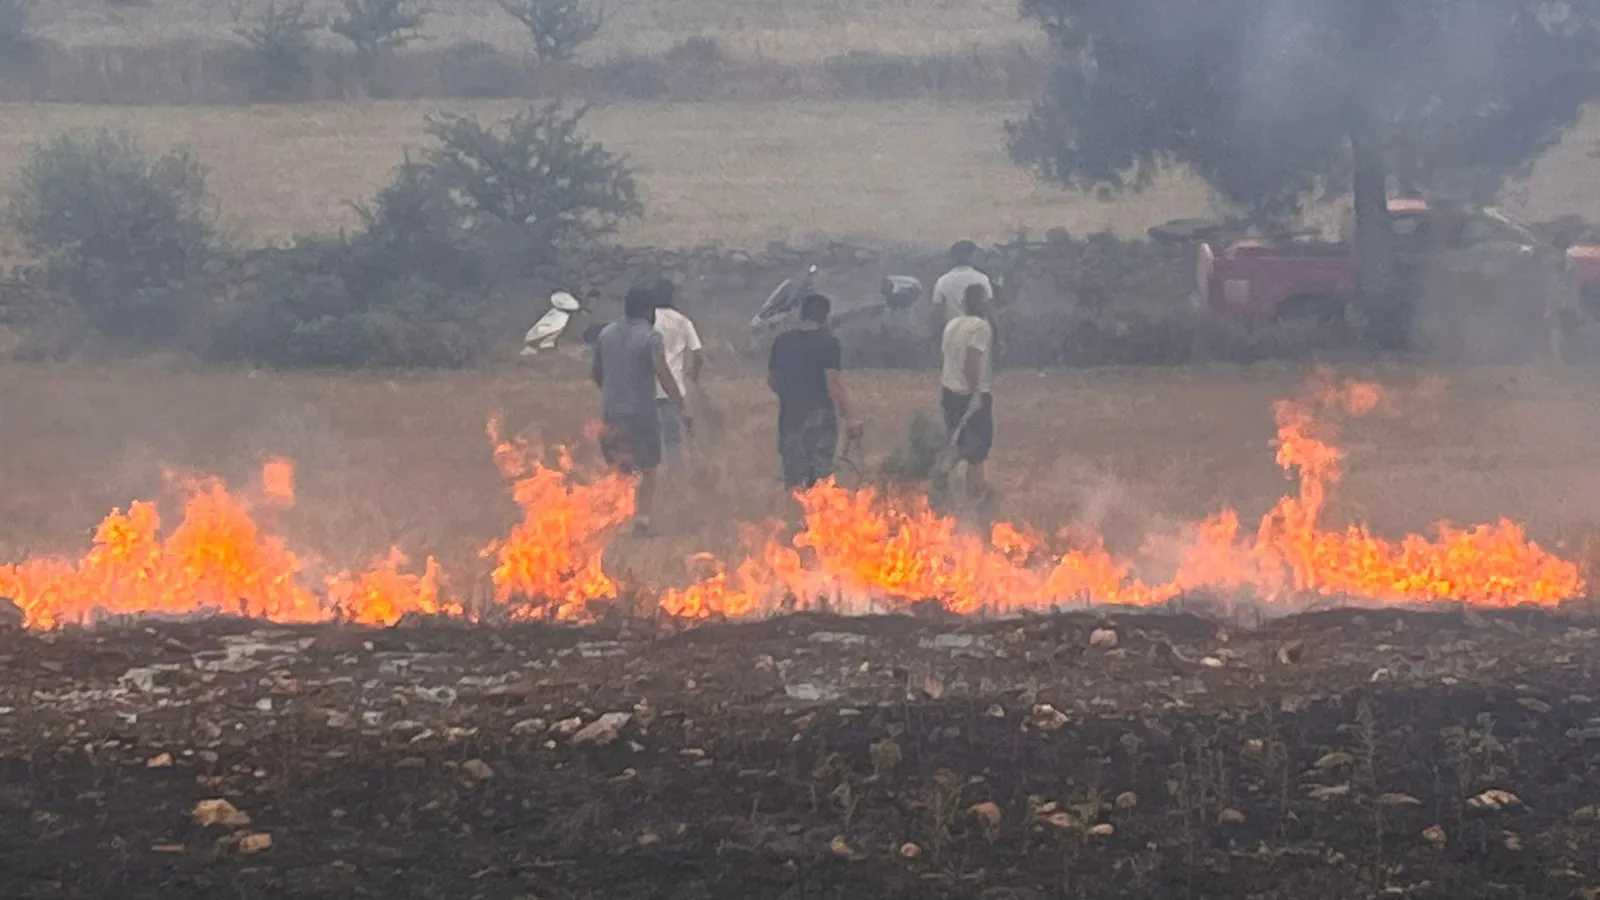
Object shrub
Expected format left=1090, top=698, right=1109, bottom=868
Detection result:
left=438, top=40, right=525, bottom=98
left=6, top=130, right=215, bottom=344
left=233, top=0, right=320, bottom=99
left=347, top=156, right=481, bottom=292
left=495, top=0, right=602, bottom=62
left=421, top=103, right=641, bottom=265
left=330, top=0, right=427, bottom=58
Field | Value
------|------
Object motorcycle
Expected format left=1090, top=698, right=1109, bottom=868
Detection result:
left=746, top=264, right=928, bottom=366
left=521, top=290, right=591, bottom=358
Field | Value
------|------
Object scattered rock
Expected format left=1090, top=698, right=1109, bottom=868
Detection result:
left=0, top=598, right=22, bottom=629
left=1314, top=751, right=1355, bottom=770
left=1305, top=783, right=1350, bottom=801
left=636, top=831, right=661, bottom=847
left=1114, top=792, right=1138, bottom=810
left=237, top=832, right=273, bottom=855
left=1088, top=823, right=1114, bottom=837
left=1043, top=811, right=1078, bottom=830
left=1516, top=697, right=1553, bottom=714
left=968, top=801, right=1002, bottom=828
left=829, top=835, right=864, bottom=860
left=1504, top=832, right=1523, bottom=851
left=1089, top=628, right=1118, bottom=649
left=1572, top=805, right=1600, bottom=823
left=510, top=718, right=547, bottom=736
left=192, top=799, right=250, bottom=828
left=1378, top=793, right=1422, bottom=807
left=898, top=842, right=921, bottom=859
left=784, top=683, right=826, bottom=702
left=552, top=716, right=583, bottom=735
left=1218, top=808, right=1245, bottom=825
left=985, top=704, right=1005, bottom=719
left=1276, top=641, right=1303, bottom=664
left=146, top=753, right=173, bottom=769
left=808, top=631, right=866, bottom=645
left=572, top=712, right=632, bottom=747
left=1027, top=704, right=1069, bottom=732
left=1422, top=825, right=1448, bottom=846
left=1467, top=789, right=1522, bottom=811
left=462, top=759, right=494, bottom=781
left=1200, top=656, right=1224, bottom=668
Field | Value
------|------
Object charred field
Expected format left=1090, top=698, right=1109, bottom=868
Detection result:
left=3, top=607, right=1600, bottom=899
left=4, top=363, right=1600, bottom=897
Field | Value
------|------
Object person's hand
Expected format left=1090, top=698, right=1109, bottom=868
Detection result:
left=965, top=393, right=983, bottom=417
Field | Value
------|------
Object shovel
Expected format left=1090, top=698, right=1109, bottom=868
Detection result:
left=931, top=402, right=981, bottom=483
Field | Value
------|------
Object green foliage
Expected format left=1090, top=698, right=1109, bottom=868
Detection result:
left=233, top=0, right=320, bottom=99
left=1011, top=0, right=1600, bottom=222
left=330, top=0, right=427, bottom=57
left=495, top=0, right=602, bottom=62
left=421, top=103, right=641, bottom=263
left=347, top=155, right=481, bottom=291
left=6, top=130, right=215, bottom=343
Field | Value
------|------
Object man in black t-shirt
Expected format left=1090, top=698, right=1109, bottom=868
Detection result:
left=767, top=293, right=859, bottom=490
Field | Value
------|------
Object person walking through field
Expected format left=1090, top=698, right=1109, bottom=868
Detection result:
left=941, top=282, right=995, bottom=512
left=592, top=285, right=690, bottom=535
left=649, top=277, right=703, bottom=467
left=767, top=293, right=860, bottom=490
left=929, top=239, right=993, bottom=352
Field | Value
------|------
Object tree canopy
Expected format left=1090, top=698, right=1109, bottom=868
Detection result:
left=1010, top=0, right=1600, bottom=221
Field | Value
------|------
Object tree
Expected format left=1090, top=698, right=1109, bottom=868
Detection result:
left=7, top=131, right=215, bottom=343
left=0, top=0, right=33, bottom=55
left=233, top=0, right=320, bottom=99
left=495, top=0, right=602, bottom=62
left=1010, top=0, right=1600, bottom=317
left=330, top=0, right=427, bottom=58
left=421, top=103, right=640, bottom=260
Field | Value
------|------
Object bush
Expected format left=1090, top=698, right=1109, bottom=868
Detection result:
left=421, top=103, right=641, bottom=266
left=330, top=0, right=427, bottom=58
left=6, top=130, right=215, bottom=344
left=347, top=156, right=481, bottom=292
left=233, top=0, right=320, bottom=99
left=438, top=40, right=525, bottom=98
left=495, top=0, right=602, bottom=62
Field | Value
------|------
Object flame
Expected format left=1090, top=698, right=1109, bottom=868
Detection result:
left=261, top=457, right=296, bottom=507
left=0, top=371, right=1585, bottom=630
left=478, top=418, right=635, bottom=620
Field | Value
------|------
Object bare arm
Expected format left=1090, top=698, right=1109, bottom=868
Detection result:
left=653, top=346, right=685, bottom=406
left=688, top=348, right=704, bottom=386
left=591, top=344, right=603, bottom=388
left=826, top=370, right=853, bottom=423
left=963, top=346, right=984, bottom=394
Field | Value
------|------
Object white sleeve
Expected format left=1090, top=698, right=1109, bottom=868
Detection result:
left=974, top=319, right=994, bottom=352
left=684, top=318, right=703, bottom=352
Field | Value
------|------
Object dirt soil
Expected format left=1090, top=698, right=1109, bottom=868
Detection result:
left=1, top=607, right=1598, bottom=899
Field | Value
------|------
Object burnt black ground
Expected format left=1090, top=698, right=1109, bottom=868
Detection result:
left=1, top=607, right=1599, bottom=899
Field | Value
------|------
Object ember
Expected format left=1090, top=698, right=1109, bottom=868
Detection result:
left=0, top=373, right=1584, bottom=629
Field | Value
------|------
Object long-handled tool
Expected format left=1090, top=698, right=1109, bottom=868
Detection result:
left=932, top=401, right=981, bottom=483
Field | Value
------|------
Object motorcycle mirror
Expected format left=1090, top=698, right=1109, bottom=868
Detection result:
left=807, top=264, right=818, bottom=275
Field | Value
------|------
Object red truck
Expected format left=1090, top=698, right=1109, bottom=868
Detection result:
left=1191, top=198, right=1600, bottom=348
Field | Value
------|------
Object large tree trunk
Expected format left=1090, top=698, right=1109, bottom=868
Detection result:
left=1350, top=129, right=1407, bottom=348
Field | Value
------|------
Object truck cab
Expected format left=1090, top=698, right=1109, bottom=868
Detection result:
left=1196, top=198, right=1590, bottom=335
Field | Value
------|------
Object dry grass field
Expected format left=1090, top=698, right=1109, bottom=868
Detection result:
left=3, top=360, right=1599, bottom=593
left=0, top=100, right=1211, bottom=250
left=30, top=0, right=1037, bottom=61
left=3, top=100, right=1600, bottom=252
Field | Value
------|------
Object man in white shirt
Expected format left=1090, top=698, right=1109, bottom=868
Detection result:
left=930, top=240, right=993, bottom=339
left=940, top=283, right=995, bottom=511
left=650, top=278, right=703, bottom=466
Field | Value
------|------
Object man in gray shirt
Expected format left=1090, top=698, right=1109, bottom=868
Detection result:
left=592, top=285, right=689, bottom=535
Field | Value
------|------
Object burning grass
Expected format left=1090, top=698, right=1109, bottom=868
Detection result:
left=0, top=367, right=1585, bottom=629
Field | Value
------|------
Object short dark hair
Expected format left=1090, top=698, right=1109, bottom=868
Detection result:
left=949, top=239, right=979, bottom=265
left=963, top=282, right=989, bottom=314
left=624, top=286, right=656, bottom=320
left=799, top=293, right=831, bottom=324
left=648, top=276, right=677, bottom=309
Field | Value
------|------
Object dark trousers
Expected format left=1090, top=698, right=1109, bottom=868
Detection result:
left=778, top=409, right=838, bottom=489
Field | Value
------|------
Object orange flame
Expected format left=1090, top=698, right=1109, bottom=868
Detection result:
left=478, top=419, right=635, bottom=620
left=0, top=372, right=1585, bottom=630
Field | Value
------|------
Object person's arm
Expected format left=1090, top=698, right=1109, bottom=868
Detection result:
left=651, top=335, right=685, bottom=407
left=963, top=345, right=984, bottom=394
left=767, top=340, right=781, bottom=395
left=685, top=320, right=704, bottom=387
left=591, top=342, right=604, bottom=388
left=823, top=338, right=854, bottom=425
